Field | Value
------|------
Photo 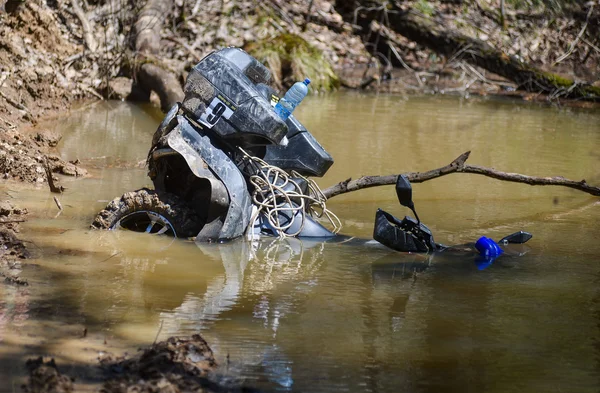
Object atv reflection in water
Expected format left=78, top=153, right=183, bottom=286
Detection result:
left=159, top=236, right=532, bottom=334
left=149, top=235, right=529, bottom=388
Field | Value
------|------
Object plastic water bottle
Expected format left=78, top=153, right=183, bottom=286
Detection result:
left=274, top=78, right=311, bottom=121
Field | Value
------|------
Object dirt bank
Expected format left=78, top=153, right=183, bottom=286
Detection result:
left=0, top=1, right=91, bottom=278
left=0, top=2, right=88, bottom=183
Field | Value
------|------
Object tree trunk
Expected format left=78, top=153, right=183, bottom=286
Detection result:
left=346, top=2, right=600, bottom=101
left=133, top=0, right=183, bottom=112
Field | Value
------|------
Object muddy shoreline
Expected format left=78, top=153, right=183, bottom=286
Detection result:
left=22, top=335, right=233, bottom=393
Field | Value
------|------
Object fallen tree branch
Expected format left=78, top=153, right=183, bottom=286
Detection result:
left=322, top=151, right=600, bottom=200
left=133, top=0, right=184, bottom=112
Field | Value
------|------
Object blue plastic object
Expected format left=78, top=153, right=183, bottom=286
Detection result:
left=475, top=236, right=504, bottom=257
left=474, top=255, right=497, bottom=270
left=274, top=78, right=311, bottom=121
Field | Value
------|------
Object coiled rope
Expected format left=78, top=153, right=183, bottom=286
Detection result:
left=238, top=148, right=341, bottom=239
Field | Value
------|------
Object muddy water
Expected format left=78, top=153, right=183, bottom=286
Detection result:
left=1, top=95, right=599, bottom=392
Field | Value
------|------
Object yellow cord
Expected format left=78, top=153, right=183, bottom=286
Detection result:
left=239, top=148, right=342, bottom=239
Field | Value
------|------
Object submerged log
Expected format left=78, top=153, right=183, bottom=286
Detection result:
left=322, top=151, right=600, bottom=200
left=347, top=2, right=600, bottom=101
left=133, top=0, right=183, bottom=112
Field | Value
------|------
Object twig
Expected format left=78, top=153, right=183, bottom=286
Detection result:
left=43, top=158, right=63, bottom=194
left=553, top=4, right=594, bottom=65
left=581, top=37, right=600, bottom=64
left=460, top=62, right=513, bottom=87
left=582, top=37, right=600, bottom=54
left=388, top=42, right=423, bottom=87
left=0, top=220, right=26, bottom=224
left=79, top=84, right=104, bottom=100
left=191, top=0, right=203, bottom=17
left=446, top=43, right=473, bottom=66
left=100, top=252, right=121, bottom=263
left=266, top=0, right=299, bottom=32
left=153, top=320, right=164, bottom=345
left=322, top=151, right=600, bottom=199
left=0, top=90, right=29, bottom=113
left=165, top=35, right=202, bottom=62
left=63, top=52, right=86, bottom=65
left=53, top=196, right=63, bottom=211
left=268, top=16, right=286, bottom=33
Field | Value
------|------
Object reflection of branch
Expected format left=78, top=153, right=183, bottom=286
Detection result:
left=322, top=151, right=600, bottom=199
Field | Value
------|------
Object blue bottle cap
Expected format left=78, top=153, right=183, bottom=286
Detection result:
left=475, top=236, right=504, bottom=257
left=303, top=78, right=311, bottom=85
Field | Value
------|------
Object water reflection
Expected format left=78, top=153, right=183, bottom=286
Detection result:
left=153, top=238, right=331, bottom=390
left=139, top=235, right=534, bottom=391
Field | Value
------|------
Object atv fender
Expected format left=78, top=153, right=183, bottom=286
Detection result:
left=167, top=116, right=251, bottom=241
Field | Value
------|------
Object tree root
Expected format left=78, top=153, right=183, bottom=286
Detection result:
left=322, top=151, right=600, bottom=200
left=71, top=0, right=97, bottom=52
left=133, top=0, right=183, bottom=112
left=138, top=63, right=183, bottom=113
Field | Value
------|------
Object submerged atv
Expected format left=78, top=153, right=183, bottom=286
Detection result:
left=92, top=47, right=531, bottom=257
left=92, top=47, right=337, bottom=241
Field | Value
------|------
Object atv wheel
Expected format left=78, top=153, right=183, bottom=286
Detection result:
left=91, top=188, right=203, bottom=238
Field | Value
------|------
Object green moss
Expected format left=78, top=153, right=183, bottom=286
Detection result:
left=414, top=0, right=434, bottom=16
left=540, top=72, right=574, bottom=88
left=535, top=70, right=600, bottom=100
left=245, top=34, right=340, bottom=92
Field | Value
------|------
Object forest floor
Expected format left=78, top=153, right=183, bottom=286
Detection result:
left=0, top=0, right=599, bottom=390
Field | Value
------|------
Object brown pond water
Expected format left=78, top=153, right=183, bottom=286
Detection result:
left=1, top=93, right=599, bottom=392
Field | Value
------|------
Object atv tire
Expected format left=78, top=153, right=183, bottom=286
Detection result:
left=91, top=188, right=203, bottom=238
